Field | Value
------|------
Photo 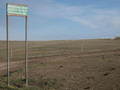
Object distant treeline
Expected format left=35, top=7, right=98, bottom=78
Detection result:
left=114, top=37, right=120, bottom=40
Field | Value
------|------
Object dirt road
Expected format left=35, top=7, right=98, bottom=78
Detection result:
left=0, top=49, right=119, bottom=75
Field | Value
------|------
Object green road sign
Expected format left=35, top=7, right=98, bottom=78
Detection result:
left=7, top=4, right=28, bottom=16
left=6, top=3, right=29, bottom=86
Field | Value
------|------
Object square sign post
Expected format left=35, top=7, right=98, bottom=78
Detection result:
left=6, top=3, right=29, bottom=86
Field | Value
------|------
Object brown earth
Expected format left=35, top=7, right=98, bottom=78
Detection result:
left=0, top=39, right=120, bottom=90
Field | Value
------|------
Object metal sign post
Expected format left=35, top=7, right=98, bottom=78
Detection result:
left=6, top=3, right=10, bottom=86
left=25, top=16, right=28, bottom=86
left=6, top=3, right=29, bottom=86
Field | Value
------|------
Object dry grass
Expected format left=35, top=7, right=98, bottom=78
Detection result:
left=0, top=39, right=120, bottom=90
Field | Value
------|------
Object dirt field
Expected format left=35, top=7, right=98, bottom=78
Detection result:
left=0, top=39, right=120, bottom=90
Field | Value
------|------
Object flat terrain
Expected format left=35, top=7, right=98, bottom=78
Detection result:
left=0, top=39, right=120, bottom=90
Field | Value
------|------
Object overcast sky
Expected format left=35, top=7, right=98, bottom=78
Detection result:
left=0, top=0, right=120, bottom=40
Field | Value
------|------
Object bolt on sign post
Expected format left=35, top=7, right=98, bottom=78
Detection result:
left=6, top=3, right=29, bottom=86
